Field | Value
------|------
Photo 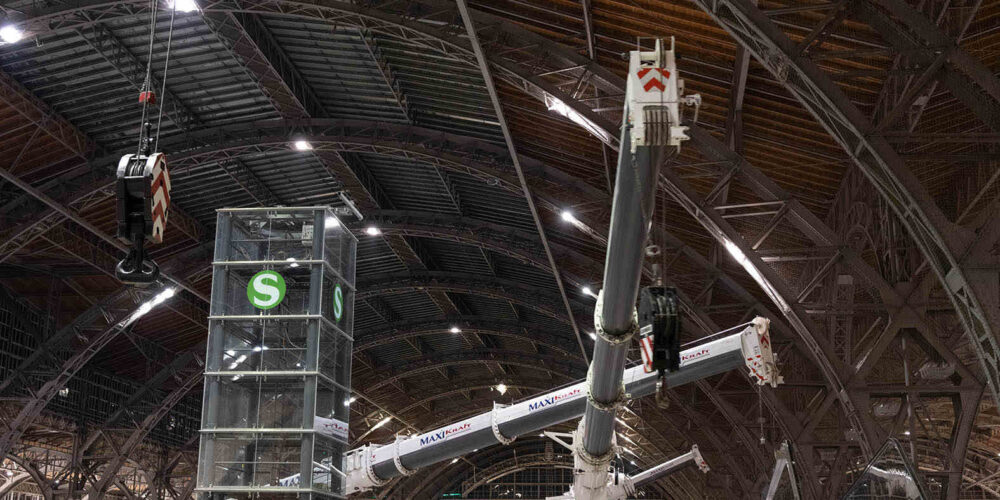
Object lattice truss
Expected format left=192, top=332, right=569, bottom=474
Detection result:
left=0, top=0, right=997, bottom=498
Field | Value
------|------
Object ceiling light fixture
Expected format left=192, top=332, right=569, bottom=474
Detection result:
left=365, top=226, right=381, bottom=236
left=293, top=139, right=313, bottom=151
left=450, top=326, right=461, bottom=334
left=171, top=0, right=199, bottom=12
left=495, top=383, right=508, bottom=395
left=0, top=25, right=23, bottom=44
left=371, top=416, right=392, bottom=431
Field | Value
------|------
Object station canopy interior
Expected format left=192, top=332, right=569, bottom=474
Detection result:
left=0, top=0, right=999, bottom=498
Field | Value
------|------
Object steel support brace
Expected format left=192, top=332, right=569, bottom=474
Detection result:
left=84, top=368, right=202, bottom=499
left=691, top=0, right=1000, bottom=418
left=456, top=0, right=589, bottom=364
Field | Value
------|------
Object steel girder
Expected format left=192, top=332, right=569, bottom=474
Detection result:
left=216, top=157, right=283, bottom=206
left=0, top=68, right=95, bottom=160
left=356, top=270, right=588, bottom=323
left=355, top=317, right=581, bottom=357
left=359, top=348, right=584, bottom=393
left=0, top=472, right=31, bottom=496
left=365, top=210, right=603, bottom=284
left=0, top=286, right=133, bottom=394
left=858, top=0, right=1000, bottom=133
left=84, top=367, right=202, bottom=499
left=456, top=0, right=588, bottom=364
left=75, top=24, right=201, bottom=132
left=0, top=317, right=140, bottom=462
left=691, top=0, right=1000, bottom=408
left=155, top=119, right=605, bottom=203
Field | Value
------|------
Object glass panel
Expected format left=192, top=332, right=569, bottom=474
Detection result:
left=313, top=435, right=348, bottom=494
left=209, top=319, right=311, bottom=373
left=841, top=438, right=929, bottom=499
left=252, top=433, right=306, bottom=487
left=206, top=433, right=257, bottom=487
left=205, top=375, right=306, bottom=430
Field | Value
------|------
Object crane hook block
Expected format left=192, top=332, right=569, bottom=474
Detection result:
left=115, top=152, right=170, bottom=285
left=637, top=286, right=680, bottom=376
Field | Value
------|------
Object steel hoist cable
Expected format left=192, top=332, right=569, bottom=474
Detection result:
left=135, top=0, right=176, bottom=155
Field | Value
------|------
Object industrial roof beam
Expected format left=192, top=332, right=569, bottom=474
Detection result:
left=356, top=271, right=587, bottom=323
left=456, top=0, right=588, bottom=364
left=217, top=158, right=283, bottom=206
left=359, top=349, right=584, bottom=394
left=357, top=28, right=411, bottom=122
left=76, top=24, right=200, bottom=131
left=84, top=367, right=202, bottom=499
left=855, top=2, right=999, bottom=134
left=155, top=119, right=606, bottom=217
left=355, top=317, right=580, bottom=356
left=691, top=0, right=1000, bottom=414
left=315, top=150, right=465, bottom=318
left=0, top=310, right=142, bottom=461
left=0, top=69, right=96, bottom=159
left=0, top=66, right=208, bottom=260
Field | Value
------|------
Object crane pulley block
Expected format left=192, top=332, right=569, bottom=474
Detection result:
left=637, top=286, right=680, bottom=376
left=115, top=151, right=170, bottom=285
left=624, top=37, right=700, bottom=151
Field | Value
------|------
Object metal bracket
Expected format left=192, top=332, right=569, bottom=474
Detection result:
left=593, top=289, right=639, bottom=345
left=392, top=438, right=416, bottom=476
left=363, top=447, right=390, bottom=488
left=491, top=403, right=516, bottom=445
left=585, top=363, right=630, bottom=413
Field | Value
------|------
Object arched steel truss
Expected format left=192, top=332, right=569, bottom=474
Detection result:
left=10, top=0, right=879, bottom=473
left=359, top=348, right=585, bottom=394
left=157, top=119, right=606, bottom=203
left=363, top=210, right=604, bottom=284
left=355, top=316, right=582, bottom=357
left=7, top=0, right=997, bottom=495
left=356, top=271, right=590, bottom=322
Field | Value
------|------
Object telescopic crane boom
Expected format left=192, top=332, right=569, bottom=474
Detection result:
left=342, top=38, right=782, bottom=498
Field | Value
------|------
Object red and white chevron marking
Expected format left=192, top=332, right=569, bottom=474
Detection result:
left=636, top=67, right=671, bottom=92
left=149, top=154, right=170, bottom=244
left=639, top=334, right=654, bottom=373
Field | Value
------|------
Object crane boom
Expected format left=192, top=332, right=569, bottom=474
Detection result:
left=344, top=318, right=779, bottom=493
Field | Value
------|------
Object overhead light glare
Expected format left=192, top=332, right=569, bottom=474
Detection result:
left=451, top=458, right=459, bottom=464
left=495, top=382, right=508, bottom=395
left=0, top=25, right=23, bottom=44
left=344, top=396, right=357, bottom=406
left=588, top=332, right=597, bottom=341
left=293, top=139, right=313, bottom=151
left=371, top=416, right=392, bottom=431
left=365, top=226, right=381, bottom=236
left=561, top=210, right=577, bottom=223
left=450, top=326, right=461, bottom=334
left=171, top=0, right=199, bottom=12
left=545, top=95, right=612, bottom=144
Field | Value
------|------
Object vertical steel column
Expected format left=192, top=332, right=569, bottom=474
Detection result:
left=582, top=125, right=665, bottom=456
left=196, top=213, right=231, bottom=497
left=298, top=210, right=326, bottom=496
